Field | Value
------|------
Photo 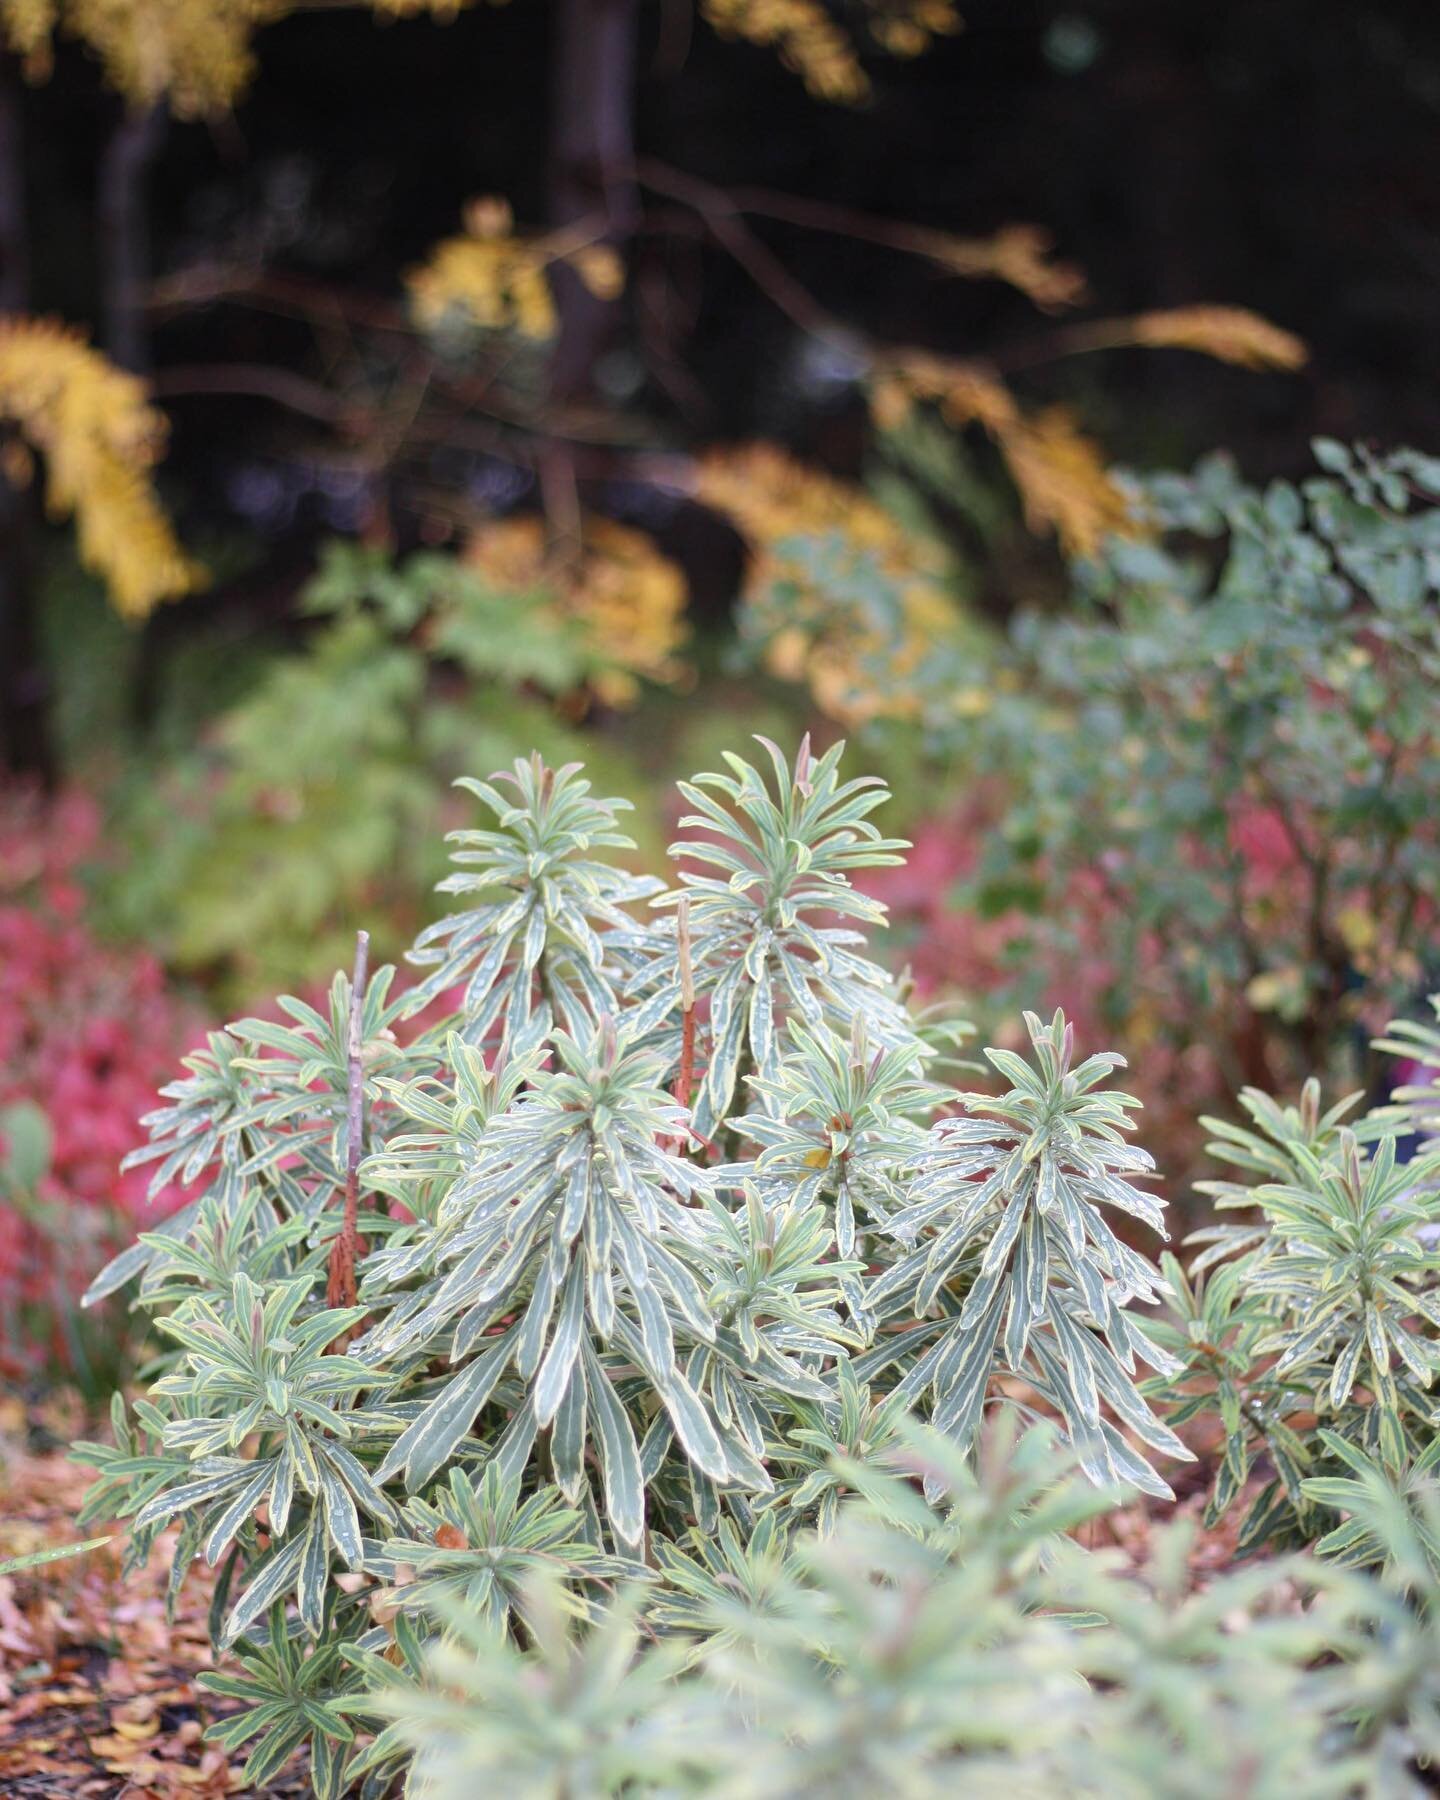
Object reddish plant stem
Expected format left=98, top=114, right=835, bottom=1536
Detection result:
left=674, top=897, right=696, bottom=1118
left=328, top=929, right=370, bottom=1315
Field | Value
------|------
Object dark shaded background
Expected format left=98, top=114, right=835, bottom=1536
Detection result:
left=4, top=0, right=1438, bottom=707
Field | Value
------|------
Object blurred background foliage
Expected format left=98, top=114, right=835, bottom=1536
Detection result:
left=1, top=0, right=1438, bottom=1381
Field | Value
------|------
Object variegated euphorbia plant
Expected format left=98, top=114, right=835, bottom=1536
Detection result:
left=73, top=741, right=1186, bottom=1794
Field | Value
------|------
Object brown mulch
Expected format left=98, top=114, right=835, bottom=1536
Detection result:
left=0, top=1395, right=309, bottom=1798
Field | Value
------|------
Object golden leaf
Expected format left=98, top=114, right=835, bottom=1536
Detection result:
left=408, top=227, right=558, bottom=340
left=2, top=2, right=500, bottom=116
left=875, top=354, right=1139, bottom=562
left=373, top=0, right=472, bottom=13
left=922, top=223, right=1087, bottom=312
left=2, top=0, right=287, bottom=116
left=933, top=361, right=1022, bottom=435
left=1120, top=306, right=1307, bottom=371
left=700, top=0, right=870, bottom=103
left=997, top=405, right=1137, bottom=561
left=570, top=244, right=626, bottom=302
left=0, top=317, right=203, bottom=619
left=867, top=0, right=962, bottom=53
left=0, top=0, right=55, bottom=69
left=411, top=202, right=629, bottom=340
left=870, top=353, right=1019, bottom=435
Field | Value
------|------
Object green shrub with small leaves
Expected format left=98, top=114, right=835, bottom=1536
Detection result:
left=97, top=542, right=655, bottom=998
left=759, top=442, right=1440, bottom=1120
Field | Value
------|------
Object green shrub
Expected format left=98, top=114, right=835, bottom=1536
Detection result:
left=71, top=737, right=1440, bottom=1792
left=755, top=443, right=1440, bottom=1117
left=98, top=543, right=658, bottom=998
left=1148, top=1066, right=1440, bottom=1559
left=363, top=1421, right=1440, bottom=1798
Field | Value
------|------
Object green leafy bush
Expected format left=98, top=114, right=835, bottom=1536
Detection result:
left=367, top=1421, right=1440, bottom=1798
left=756, top=442, right=1440, bottom=1125
left=99, top=543, right=657, bottom=997
left=71, top=736, right=1440, bottom=1793
left=1149, top=1062, right=1440, bottom=1558
left=75, top=738, right=1193, bottom=1792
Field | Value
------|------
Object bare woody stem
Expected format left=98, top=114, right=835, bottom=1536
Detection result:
left=328, top=928, right=370, bottom=1314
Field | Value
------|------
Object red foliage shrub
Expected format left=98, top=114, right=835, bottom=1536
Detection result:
left=860, top=800, right=1227, bottom=1172
left=0, top=786, right=201, bottom=1377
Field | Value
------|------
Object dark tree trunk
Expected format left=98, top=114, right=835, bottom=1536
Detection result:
left=98, top=102, right=166, bottom=374
left=0, top=60, right=26, bottom=314
left=546, top=0, right=640, bottom=405
left=0, top=55, right=49, bottom=780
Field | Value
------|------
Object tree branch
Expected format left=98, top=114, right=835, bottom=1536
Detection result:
left=150, top=362, right=364, bottom=427
left=636, top=158, right=868, bottom=365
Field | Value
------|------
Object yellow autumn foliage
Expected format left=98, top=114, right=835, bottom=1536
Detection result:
left=873, top=355, right=1138, bottom=560
left=0, top=0, right=53, bottom=67
left=997, top=406, right=1138, bottom=559
left=869, top=302, right=1304, bottom=558
left=864, top=0, right=961, bottom=58
left=0, top=0, right=284, bottom=113
left=0, top=0, right=494, bottom=113
left=702, top=0, right=961, bottom=103
left=702, top=0, right=871, bottom=103
left=917, top=223, right=1087, bottom=312
left=0, top=318, right=202, bottom=619
left=408, top=199, right=626, bottom=342
left=465, top=514, right=688, bottom=707
left=372, top=0, right=480, bottom=14
left=1122, top=305, right=1308, bottom=371
left=696, top=442, right=975, bottom=725
left=1047, top=305, right=1308, bottom=373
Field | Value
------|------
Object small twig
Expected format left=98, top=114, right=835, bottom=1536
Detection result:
left=150, top=362, right=363, bottom=428
left=147, top=264, right=412, bottom=335
left=328, top=930, right=370, bottom=1317
left=636, top=158, right=868, bottom=365
left=540, top=440, right=585, bottom=570
left=724, top=185, right=1087, bottom=310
